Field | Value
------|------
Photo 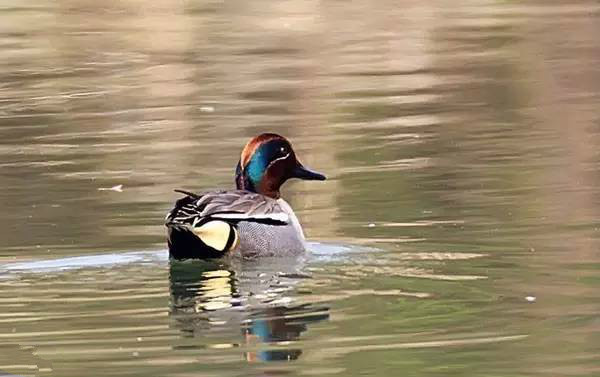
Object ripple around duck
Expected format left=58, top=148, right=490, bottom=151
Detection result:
left=0, top=240, right=496, bottom=365
left=0, top=250, right=168, bottom=274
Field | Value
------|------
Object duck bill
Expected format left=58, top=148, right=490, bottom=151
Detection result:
left=291, top=164, right=326, bottom=181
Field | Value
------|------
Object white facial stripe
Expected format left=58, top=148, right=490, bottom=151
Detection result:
left=267, top=152, right=291, bottom=168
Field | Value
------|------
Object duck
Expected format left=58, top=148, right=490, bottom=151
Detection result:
left=165, top=133, right=326, bottom=260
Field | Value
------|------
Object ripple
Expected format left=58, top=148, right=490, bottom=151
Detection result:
left=340, top=157, right=431, bottom=174
left=0, top=251, right=167, bottom=274
left=306, top=334, right=528, bottom=361
left=367, top=220, right=466, bottom=227
left=0, top=325, right=170, bottom=339
left=392, top=252, right=485, bottom=261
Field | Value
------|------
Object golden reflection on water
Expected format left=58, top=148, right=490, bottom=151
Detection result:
left=168, top=259, right=329, bottom=363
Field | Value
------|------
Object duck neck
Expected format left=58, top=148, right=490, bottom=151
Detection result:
left=235, top=161, right=281, bottom=199
left=258, top=178, right=281, bottom=199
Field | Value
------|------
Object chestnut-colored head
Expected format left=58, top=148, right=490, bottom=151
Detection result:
left=235, top=133, right=326, bottom=198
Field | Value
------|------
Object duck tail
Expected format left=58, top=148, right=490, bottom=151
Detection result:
left=167, top=220, right=238, bottom=260
left=173, top=189, right=201, bottom=198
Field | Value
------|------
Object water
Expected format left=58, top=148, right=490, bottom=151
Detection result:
left=1, top=1, right=600, bottom=376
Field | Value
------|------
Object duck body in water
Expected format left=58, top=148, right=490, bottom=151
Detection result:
left=165, top=133, right=326, bottom=260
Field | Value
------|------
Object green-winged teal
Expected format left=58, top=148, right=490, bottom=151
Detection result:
left=165, top=133, right=326, bottom=259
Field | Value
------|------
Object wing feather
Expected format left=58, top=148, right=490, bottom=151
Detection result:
left=166, top=189, right=289, bottom=227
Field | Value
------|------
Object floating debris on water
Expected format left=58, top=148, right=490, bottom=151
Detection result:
left=525, top=296, right=536, bottom=302
left=200, top=106, right=215, bottom=113
left=98, top=184, right=123, bottom=192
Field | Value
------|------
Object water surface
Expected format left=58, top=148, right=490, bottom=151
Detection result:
left=1, top=1, right=600, bottom=376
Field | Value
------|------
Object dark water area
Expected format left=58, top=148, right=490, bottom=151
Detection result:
left=1, top=1, right=600, bottom=376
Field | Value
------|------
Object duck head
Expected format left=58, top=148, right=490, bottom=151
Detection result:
left=235, top=133, right=326, bottom=198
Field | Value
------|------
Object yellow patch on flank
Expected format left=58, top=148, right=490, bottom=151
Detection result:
left=193, top=220, right=234, bottom=252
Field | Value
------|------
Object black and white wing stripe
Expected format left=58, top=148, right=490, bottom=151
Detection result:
left=166, top=190, right=290, bottom=259
left=166, top=189, right=289, bottom=227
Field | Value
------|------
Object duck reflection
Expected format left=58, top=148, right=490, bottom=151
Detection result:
left=168, top=258, right=329, bottom=362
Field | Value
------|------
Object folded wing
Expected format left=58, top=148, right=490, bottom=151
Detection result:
left=165, top=190, right=289, bottom=259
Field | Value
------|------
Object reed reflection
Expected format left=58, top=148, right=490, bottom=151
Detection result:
left=168, top=259, right=329, bottom=362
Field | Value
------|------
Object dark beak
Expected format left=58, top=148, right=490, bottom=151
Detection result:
left=291, top=164, right=326, bottom=181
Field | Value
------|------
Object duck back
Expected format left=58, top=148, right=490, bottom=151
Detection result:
left=166, top=191, right=307, bottom=259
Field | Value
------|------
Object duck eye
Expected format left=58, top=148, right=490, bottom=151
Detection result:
left=280, top=147, right=287, bottom=155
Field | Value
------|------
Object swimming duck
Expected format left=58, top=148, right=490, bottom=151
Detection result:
left=165, top=133, right=326, bottom=260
